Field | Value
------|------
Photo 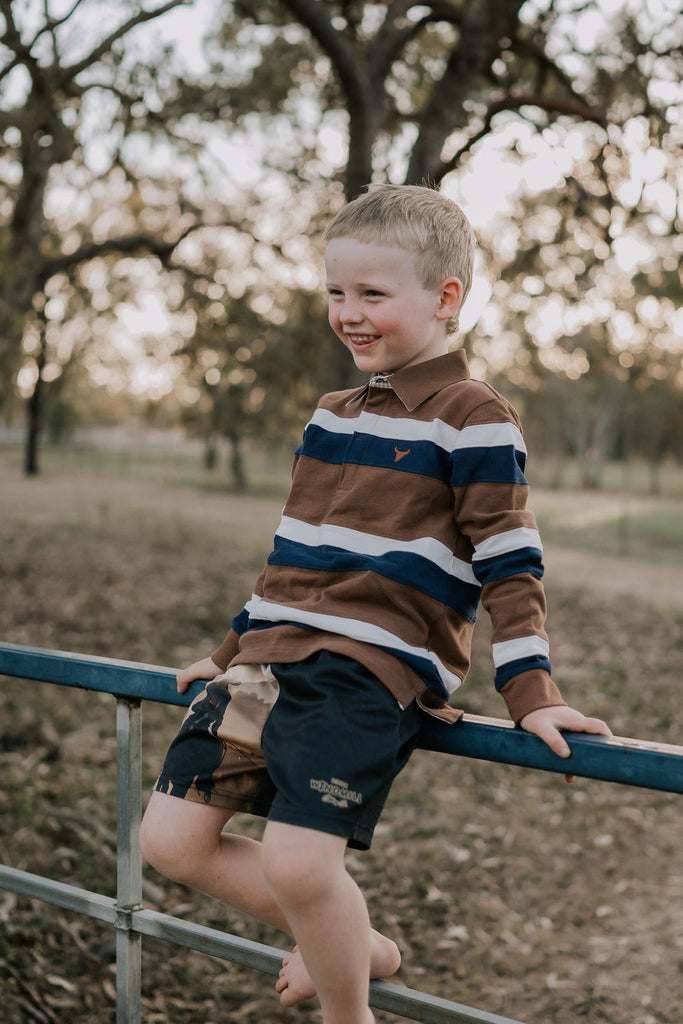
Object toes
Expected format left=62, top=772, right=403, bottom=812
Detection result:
left=279, top=988, right=299, bottom=1008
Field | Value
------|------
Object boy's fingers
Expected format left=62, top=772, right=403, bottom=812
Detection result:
left=548, top=730, right=571, bottom=759
left=532, top=723, right=571, bottom=758
left=581, top=716, right=612, bottom=737
left=541, top=717, right=611, bottom=758
left=176, top=663, right=202, bottom=692
left=522, top=709, right=613, bottom=782
left=538, top=717, right=613, bottom=778
left=176, top=657, right=222, bottom=694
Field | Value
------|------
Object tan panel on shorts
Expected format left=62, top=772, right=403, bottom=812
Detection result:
left=214, top=663, right=280, bottom=773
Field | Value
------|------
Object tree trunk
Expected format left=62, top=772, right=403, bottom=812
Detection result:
left=227, top=433, right=247, bottom=491
left=648, top=454, right=662, bottom=496
left=24, top=327, right=47, bottom=476
left=204, top=432, right=218, bottom=470
left=25, top=376, right=44, bottom=477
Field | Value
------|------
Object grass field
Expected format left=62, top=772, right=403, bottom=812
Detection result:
left=1, top=442, right=682, bottom=1024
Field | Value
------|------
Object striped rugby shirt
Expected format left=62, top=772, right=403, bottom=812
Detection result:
left=212, top=349, right=565, bottom=725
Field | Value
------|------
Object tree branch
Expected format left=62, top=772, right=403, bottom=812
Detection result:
left=0, top=0, right=40, bottom=84
left=0, top=0, right=24, bottom=49
left=432, top=114, right=497, bottom=185
left=406, top=0, right=526, bottom=183
left=494, top=92, right=607, bottom=127
left=35, top=0, right=88, bottom=63
left=39, top=221, right=242, bottom=283
left=432, top=91, right=607, bottom=184
left=60, top=0, right=190, bottom=81
left=278, top=0, right=380, bottom=197
left=278, top=0, right=367, bottom=106
left=371, top=3, right=458, bottom=84
left=517, top=36, right=596, bottom=107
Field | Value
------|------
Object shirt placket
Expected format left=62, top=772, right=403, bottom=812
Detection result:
left=339, top=377, right=394, bottom=491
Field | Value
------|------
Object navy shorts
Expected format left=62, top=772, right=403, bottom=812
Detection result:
left=155, top=651, right=423, bottom=850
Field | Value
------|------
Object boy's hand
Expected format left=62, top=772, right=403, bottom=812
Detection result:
left=520, top=705, right=612, bottom=783
left=176, top=656, right=222, bottom=693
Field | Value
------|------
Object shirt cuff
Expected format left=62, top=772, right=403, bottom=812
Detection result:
left=500, top=669, right=566, bottom=725
left=211, top=629, right=240, bottom=672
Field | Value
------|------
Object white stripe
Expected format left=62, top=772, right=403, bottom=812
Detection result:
left=456, top=421, right=526, bottom=454
left=310, top=408, right=526, bottom=455
left=244, top=595, right=463, bottom=695
left=276, top=516, right=479, bottom=585
left=492, top=635, right=550, bottom=668
left=473, top=527, right=543, bottom=561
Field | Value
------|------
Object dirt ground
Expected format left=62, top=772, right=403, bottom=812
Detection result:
left=1, top=459, right=682, bottom=1024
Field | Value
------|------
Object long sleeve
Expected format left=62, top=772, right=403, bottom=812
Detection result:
left=211, top=604, right=254, bottom=671
left=211, top=628, right=240, bottom=672
left=452, top=397, right=566, bottom=723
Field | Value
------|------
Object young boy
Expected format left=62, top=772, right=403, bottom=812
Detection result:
left=140, top=184, right=610, bottom=1024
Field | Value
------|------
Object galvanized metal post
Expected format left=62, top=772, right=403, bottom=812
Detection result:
left=116, top=697, right=143, bottom=1024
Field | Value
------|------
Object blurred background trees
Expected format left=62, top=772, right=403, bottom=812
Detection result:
left=1, top=0, right=681, bottom=487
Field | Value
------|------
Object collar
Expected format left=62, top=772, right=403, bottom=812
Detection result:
left=345, top=349, right=470, bottom=412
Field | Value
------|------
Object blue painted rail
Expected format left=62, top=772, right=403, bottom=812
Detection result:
left=2, top=640, right=681, bottom=792
left=1, top=640, right=682, bottom=1024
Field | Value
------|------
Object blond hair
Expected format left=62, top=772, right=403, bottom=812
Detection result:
left=323, top=184, right=476, bottom=333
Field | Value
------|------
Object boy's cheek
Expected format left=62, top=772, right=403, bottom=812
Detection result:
left=331, top=320, right=348, bottom=344
left=328, top=310, right=341, bottom=334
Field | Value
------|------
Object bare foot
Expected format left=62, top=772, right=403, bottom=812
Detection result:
left=275, top=932, right=401, bottom=1007
left=370, top=931, right=402, bottom=980
left=276, top=945, right=314, bottom=1006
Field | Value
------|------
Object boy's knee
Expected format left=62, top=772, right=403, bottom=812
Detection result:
left=261, top=823, right=345, bottom=904
left=139, top=811, right=173, bottom=875
left=139, top=802, right=196, bottom=884
left=261, top=843, right=305, bottom=898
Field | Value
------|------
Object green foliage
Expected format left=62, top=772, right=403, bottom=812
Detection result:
left=169, top=253, right=331, bottom=485
left=467, top=14, right=682, bottom=486
left=2, top=0, right=681, bottom=483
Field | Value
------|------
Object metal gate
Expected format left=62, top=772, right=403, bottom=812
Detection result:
left=1, top=641, right=681, bottom=1024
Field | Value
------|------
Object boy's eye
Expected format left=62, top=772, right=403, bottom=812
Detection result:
left=365, top=289, right=384, bottom=298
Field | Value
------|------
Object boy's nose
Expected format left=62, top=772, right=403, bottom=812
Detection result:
left=340, top=302, right=363, bottom=324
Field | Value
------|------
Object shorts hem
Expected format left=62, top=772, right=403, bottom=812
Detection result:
left=266, top=805, right=373, bottom=851
left=155, top=780, right=272, bottom=819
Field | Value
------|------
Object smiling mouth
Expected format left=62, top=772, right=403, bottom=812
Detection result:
left=346, top=334, right=380, bottom=345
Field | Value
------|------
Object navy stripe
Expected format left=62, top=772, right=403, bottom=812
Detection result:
left=232, top=607, right=251, bottom=638
left=298, top=425, right=451, bottom=480
left=473, top=547, right=544, bottom=586
left=267, top=536, right=481, bottom=620
left=373, top=645, right=452, bottom=701
left=494, top=654, right=553, bottom=691
left=245, top=617, right=454, bottom=703
left=246, top=617, right=317, bottom=635
left=449, top=446, right=528, bottom=487
left=298, top=426, right=528, bottom=487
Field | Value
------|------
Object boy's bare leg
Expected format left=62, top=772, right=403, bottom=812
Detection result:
left=141, top=791, right=291, bottom=926
left=140, top=792, right=399, bottom=1007
left=261, top=820, right=376, bottom=1024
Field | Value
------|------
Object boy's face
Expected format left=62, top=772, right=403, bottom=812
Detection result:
left=325, top=238, right=461, bottom=375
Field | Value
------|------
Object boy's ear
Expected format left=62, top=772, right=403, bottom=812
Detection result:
left=435, top=277, right=462, bottom=321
